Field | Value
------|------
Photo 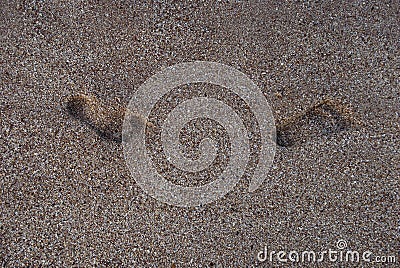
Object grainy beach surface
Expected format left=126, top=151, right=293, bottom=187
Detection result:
left=1, top=1, right=399, bottom=267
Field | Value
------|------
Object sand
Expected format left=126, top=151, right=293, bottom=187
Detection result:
left=1, top=1, right=399, bottom=267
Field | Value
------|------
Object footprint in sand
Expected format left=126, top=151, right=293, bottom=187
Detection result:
left=276, top=99, right=360, bottom=147
left=64, top=93, right=154, bottom=143
left=64, top=94, right=358, bottom=147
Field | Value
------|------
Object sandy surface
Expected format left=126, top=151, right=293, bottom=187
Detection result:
left=1, top=1, right=399, bottom=267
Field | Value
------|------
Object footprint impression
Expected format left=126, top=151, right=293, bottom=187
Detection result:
left=64, top=93, right=154, bottom=143
left=64, top=94, right=358, bottom=147
left=276, top=99, right=359, bottom=147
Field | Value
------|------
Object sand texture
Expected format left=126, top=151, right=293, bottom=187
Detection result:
left=1, top=1, right=399, bottom=267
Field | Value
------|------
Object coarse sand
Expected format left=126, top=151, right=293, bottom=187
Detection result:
left=1, top=1, right=399, bottom=267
